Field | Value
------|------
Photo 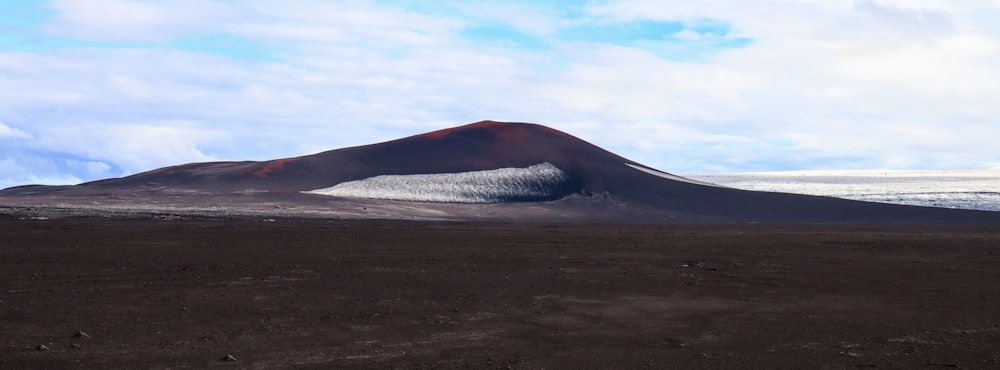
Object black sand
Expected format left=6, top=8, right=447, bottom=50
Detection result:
left=3, top=217, right=998, bottom=368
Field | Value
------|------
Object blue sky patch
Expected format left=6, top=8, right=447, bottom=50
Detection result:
left=0, top=0, right=49, bottom=29
left=460, top=25, right=549, bottom=49
left=0, top=1, right=52, bottom=52
left=558, top=20, right=685, bottom=43
left=172, top=35, right=280, bottom=62
left=555, top=19, right=751, bottom=62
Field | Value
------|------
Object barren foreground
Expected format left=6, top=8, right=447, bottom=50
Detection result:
left=2, top=217, right=999, bottom=369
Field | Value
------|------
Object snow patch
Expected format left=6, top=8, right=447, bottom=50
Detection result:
left=688, top=170, right=1000, bottom=211
left=304, top=162, right=574, bottom=203
left=625, top=163, right=724, bottom=188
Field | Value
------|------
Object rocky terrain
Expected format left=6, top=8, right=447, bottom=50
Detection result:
left=2, top=217, right=999, bottom=369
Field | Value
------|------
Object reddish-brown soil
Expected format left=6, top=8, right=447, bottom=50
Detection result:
left=252, top=158, right=299, bottom=178
left=2, top=218, right=999, bottom=369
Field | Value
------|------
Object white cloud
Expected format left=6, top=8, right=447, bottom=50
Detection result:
left=31, top=122, right=220, bottom=175
left=2, top=0, right=1000, bottom=188
left=108, top=74, right=153, bottom=99
left=453, top=1, right=563, bottom=35
left=854, top=0, right=954, bottom=35
left=561, top=0, right=1000, bottom=171
left=231, top=0, right=463, bottom=48
left=0, top=157, right=83, bottom=189
left=67, top=160, right=113, bottom=178
left=0, top=122, right=30, bottom=139
left=0, top=158, right=23, bottom=177
left=43, top=0, right=240, bottom=42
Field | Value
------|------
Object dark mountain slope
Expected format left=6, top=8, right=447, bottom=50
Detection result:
left=2, top=121, right=998, bottom=224
left=74, top=120, right=651, bottom=193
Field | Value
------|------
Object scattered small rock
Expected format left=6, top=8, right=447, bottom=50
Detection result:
left=74, top=331, right=90, bottom=338
left=222, top=354, right=237, bottom=362
left=35, top=344, right=49, bottom=351
left=70, top=344, right=82, bottom=349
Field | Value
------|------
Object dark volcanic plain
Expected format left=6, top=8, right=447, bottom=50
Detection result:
left=3, top=216, right=999, bottom=369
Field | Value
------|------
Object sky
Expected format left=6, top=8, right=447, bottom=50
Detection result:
left=2, top=0, right=1000, bottom=188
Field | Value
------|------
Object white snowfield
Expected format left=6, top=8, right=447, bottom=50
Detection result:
left=304, top=162, right=572, bottom=203
left=689, top=169, right=1000, bottom=212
